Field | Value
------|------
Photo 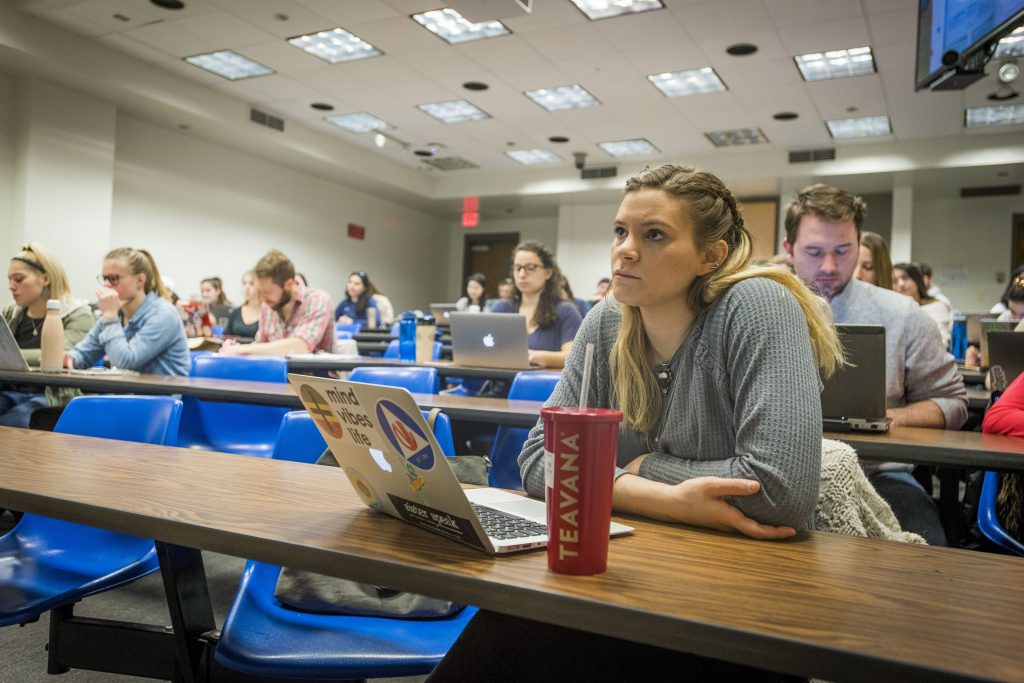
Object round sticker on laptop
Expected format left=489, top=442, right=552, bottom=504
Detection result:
left=300, top=385, right=344, bottom=438
left=375, top=399, right=436, bottom=471
left=345, top=467, right=382, bottom=510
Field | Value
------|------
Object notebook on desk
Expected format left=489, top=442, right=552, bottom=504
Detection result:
left=820, top=324, right=891, bottom=433
left=448, top=312, right=536, bottom=369
left=987, top=331, right=1024, bottom=385
left=288, top=373, right=633, bottom=554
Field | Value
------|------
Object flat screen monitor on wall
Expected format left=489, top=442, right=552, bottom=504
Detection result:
left=915, top=0, right=1024, bottom=90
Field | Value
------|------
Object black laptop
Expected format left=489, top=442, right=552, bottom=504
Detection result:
left=821, top=325, right=891, bottom=433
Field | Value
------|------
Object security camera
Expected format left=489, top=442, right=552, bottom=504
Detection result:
left=573, top=152, right=587, bottom=170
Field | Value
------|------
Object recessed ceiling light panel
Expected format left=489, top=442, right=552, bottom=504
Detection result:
left=965, top=104, right=1024, bottom=128
left=826, top=115, right=892, bottom=138
left=417, top=99, right=490, bottom=123
left=994, top=26, right=1024, bottom=59
left=412, top=8, right=510, bottom=44
left=795, top=46, right=876, bottom=81
left=288, top=27, right=382, bottom=63
left=704, top=127, right=769, bottom=146
left=598, top=138, right=660, bottom=157
left=184, top=50, right=274, bottom=80
left=325, top=112, right=394, bottom=133
left=506, top=149, right=561, bottom=165
left=647, top=67, right=726, bottom=97
left=524, top=84, right=600, bottom=111
left=570, top=0, right=664, bottom=21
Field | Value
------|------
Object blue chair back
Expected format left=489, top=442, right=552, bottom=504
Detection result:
left=179, top=355, right=289, bottom=457
left=349, top=366, right=440, bottom=394
left=272, top=411, right=328, bottom=464
left=383, top=339, right=442, bottom=361
left=336, top=322, right=362, bottom=335
left=978, top=471, right=1024, bottom=556
left=0, top=395, right=181, bottom=627
left=488, top=372, right=561, bottom=489
left=389, top=322, right=401, bottom=337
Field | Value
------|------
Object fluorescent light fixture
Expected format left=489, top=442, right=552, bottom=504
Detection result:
left=184, top=50, right=273, bottom=80
left=965, top=104, right=1024, bottom=128
left=412, top=8, right=510, bottom=44
left=288, top=27, right=382, bottom=63
left=648, top=67, right=727, bottom=97
left=994, top=26, right=1024, bottom=59
left=417, top=99, right=490, bottom=123
left=598, top=138, right=660, bottom=157
left=704, top=127, right=769, bottom=146
left=524, top=84, right=601, bottom=111
left=506, top=149, right=562, bottom=165
left=325, top=112, right=394, bottom=134
left=826, top=115, right=891, bottom=139
left=794, top=46, right=875, bottom=81
left=570, top=0, right=664, bottom=21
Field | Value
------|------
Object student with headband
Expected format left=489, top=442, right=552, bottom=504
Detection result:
left=2, top=243, right=94, bottom=427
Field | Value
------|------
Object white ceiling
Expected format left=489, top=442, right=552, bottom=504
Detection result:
left=6, top=0, right=1024, bottom=210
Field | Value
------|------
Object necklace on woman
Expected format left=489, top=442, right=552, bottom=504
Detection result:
left=28, top=315, right=42, bottom=336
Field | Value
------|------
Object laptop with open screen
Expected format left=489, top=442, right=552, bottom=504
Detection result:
left=821, top=324, right=891, bottom=433
left=448, top=312, right=534, bottom=369
left=980, top=319, right=1018, bottom=369
left=429, top=303, right=459, bottom=323
left=0, top=320, right=30, bottom=372
left=288, top=373, right=633, bottom=554
left=987, top=331, right=1024, bottom=385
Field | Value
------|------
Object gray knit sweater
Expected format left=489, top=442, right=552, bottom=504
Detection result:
left=519, top=277, right=822, bottom=530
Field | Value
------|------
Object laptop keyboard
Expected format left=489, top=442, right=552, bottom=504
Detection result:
left=471, top=503, right=547, bottom=540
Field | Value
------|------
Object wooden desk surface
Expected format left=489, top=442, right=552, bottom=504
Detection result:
left=1, top=427, right=1021, bottom=682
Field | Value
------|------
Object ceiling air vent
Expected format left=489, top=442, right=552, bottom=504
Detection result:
left=960, top=185, right=1020, bottom=198
left=250, top=108, right=284, bottom=132
left=422, top=156, right=479, bottom=171
left=789, top=148, right=835, bottom=163
left=581, top=166, right=617, bottom=179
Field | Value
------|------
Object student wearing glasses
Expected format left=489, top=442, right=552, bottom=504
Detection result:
left=65, top=247, right=189, bottom=375
left=2, top=243, right=94, bottom=427
left=489, top=241, right=583, bottom=369
left=335, top=271, right=379, bottom=327
left=429, top=164, right=841, bottom=681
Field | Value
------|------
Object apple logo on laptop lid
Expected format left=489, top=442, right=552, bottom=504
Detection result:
left=483, top=333, right=495, bottom=348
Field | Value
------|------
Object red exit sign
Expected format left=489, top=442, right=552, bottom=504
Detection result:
left=347, top=223, right=366, bottom=240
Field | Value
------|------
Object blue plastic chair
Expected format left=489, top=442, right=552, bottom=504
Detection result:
left=336, top=322, right=362, bottom=335
left=349, top=366, right=440, bottom=395
left=215, top=409, right=474, bottom=679
left=977, top=471, right=1024, bottom=556
left=383, top=339, right=443, bottom=361
left=178, top=355, right=290, bottom=457
left=488, top=372, right=561, bottom=489
left=0, top=395, right=182, bottom=627
left=389, top=322, right=400, bottom=338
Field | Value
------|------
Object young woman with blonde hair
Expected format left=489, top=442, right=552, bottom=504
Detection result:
left=854, top=231, right=893, bottom=290
left=66, top=247, right=189, bottom=375
left=2, top=243, right=94, bottom=427
left=224, top=270, right=261, bottom=338
left=428, top=164, right=843, bottom=682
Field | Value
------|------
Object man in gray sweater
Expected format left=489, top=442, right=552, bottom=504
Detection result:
left=784, top=184, right=967, bottom=546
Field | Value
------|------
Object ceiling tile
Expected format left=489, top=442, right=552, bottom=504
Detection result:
left=764, top=0, right=866, bottom=28
left=209, top=0, right=336, bottom=39
left=237, top=40, right=329, bottom=72
left=776, top=17, right=871, bottom=56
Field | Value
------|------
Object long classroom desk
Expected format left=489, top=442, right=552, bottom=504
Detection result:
left=286, top=356, right=546, bottom=382
left=2, top=370, right=1022, bottom=471
left=1, top=427, right=1022, bottom=683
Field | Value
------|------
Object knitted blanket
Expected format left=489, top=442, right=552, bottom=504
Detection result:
left=815, top=439, right=927, bottom=544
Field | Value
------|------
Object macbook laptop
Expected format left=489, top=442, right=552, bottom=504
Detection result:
left=987, top=331, right=1024, bottom=385
left=0, top=320, right=30, bottom=372
left=288, top=373, right=633, bottom=554
left=429, top=303, right=459, bottom=323
left=980, top=319, right=1018, bottom=369
left=820, top=324, right=892, bottom=433
left=449, top=312, right=534, bottom=369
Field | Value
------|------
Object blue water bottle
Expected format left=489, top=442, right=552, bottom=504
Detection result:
left=399, top=312, right=417, bottom=362
left=951, top=313, right=967, bottom=362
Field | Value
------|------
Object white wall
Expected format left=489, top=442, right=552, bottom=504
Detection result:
left=0, top=73, right=15, bottom=262
left=446, top=215, right=558, bottom=298
left=109, top=115, right=450, bottom=313
left=556, top=201, right=620, bottom=299
left=912, top=195, right=1023, bottom=312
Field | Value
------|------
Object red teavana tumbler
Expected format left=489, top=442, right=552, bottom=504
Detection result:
left=542, top=406, right=623, bottom=575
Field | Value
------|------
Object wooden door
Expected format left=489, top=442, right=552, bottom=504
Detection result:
left=463, top=233, right=519, bottom=299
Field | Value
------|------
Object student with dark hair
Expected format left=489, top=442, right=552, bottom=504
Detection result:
left=560, top=276, right=590, bottom=317
left=199, top=277, right=230, bottom=306
left=66, top=247, right=189, bottom=375
left=496, top=278, right=514, bottom=302
left=429, top=164, right=842, bottom=682
left=996, top=270, right=1024, bottom=320
left=490, top=241, right=582, bottom=369
left=893, top=262, right=952, bottom=349
left=2, top=243, right=94, bottom=427
left=456, top=273, right=489, bottom=312
left=589, top=276, right=611, bottom=305
left=919, top=263, right=951, bottom=308
left=220, top=249, right=334, bottom=356
left=854, top=231, right=893, bottom=290
left=335, top=271, right=378, bottom=326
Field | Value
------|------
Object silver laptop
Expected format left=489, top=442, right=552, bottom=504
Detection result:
left=821, top=325, right=892, bottom=433
left=288, top=373, right=632, bottom=554
left=980, top=319, right=1018, bottom=369
left=449, top=312, right=534, bottom=369
left=988, top=331, right=1024, bottom=385
left=0, top=320, right=30, bottom=372
left=429, top=303, right=458, bottom=323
